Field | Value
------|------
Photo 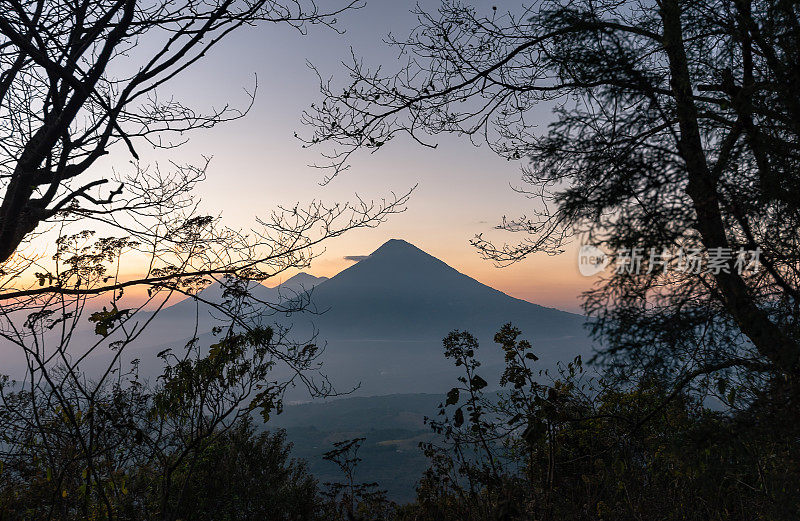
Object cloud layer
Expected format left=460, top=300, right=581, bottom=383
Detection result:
left=343, top=255, right=370, bottom=262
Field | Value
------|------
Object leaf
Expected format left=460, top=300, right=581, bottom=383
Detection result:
left=208, top=343, right=221, bottom=360
left=470, top=375, right=488, bottom=390
left=88, top=304, right=130, bottom=337
left=454, top=408, right=464, bottom=427
left=522, top=419, right=546, bottom=444
left=445, top=387, right=460, bottom=406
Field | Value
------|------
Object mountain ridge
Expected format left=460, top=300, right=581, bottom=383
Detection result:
left=128, top=238, right=591, bottom=398
left=283, top=238, right=584, bottom=342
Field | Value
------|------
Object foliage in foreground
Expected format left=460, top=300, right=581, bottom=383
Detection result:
left=0, top=409, right=328, bottom=521
left=0, top=320, right=326, bottom=521
left=2, top=324, right=798, bottom=521
left=392, top=325, right=800, bottom=521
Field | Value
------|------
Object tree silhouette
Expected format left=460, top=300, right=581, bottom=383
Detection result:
left=0, top=2, right=412, bottom=518
left=305, top=0, right=800, bottom=396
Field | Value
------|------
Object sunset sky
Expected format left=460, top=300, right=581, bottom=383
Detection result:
left=110, top=0, right=594, bottom=312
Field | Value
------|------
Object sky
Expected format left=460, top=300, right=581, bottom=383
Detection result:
left=109, top=0, right=595, bottom=312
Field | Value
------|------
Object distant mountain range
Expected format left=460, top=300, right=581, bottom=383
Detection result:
left=129, top=271, right=328, bottom=346
left=161, top=271, right=328, bottom=321
left=2, top=239, right=591, bottom=398
left=284, top=239, right=582, bottom=340
left=132, top=238, right=592, bottom=398
left=274, top=239, right=590, bottom=397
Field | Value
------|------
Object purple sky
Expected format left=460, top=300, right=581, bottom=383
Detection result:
left=109, top=0, right=593, bottom=312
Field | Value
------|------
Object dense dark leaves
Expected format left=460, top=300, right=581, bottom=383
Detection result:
left=403, top=325, right=800, bottom=521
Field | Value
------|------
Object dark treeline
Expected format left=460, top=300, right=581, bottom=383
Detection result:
left=2, top=324, right=797, bottom=520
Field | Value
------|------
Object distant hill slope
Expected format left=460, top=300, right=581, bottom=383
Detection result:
left=283, top=239, right=584, bottom=342
left=132, top=272, right=328, bottom=346
left=268, top=393, right=447, bottom=503
left=108, top=239, right=591, bottom=398
left=158, top=271, right=327, bottom=325
left=257, top=239, right=591, bottom=397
